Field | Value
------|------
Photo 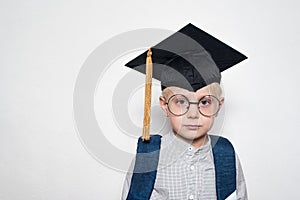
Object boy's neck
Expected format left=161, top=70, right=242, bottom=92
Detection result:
left=174, top=132, right=209, bottom=149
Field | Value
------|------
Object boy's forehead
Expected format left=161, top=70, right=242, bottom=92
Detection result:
left=164, top=85, right=214, bottom=97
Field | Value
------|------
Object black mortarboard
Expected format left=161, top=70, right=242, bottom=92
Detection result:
left=125, top=23, right=247, bottom=92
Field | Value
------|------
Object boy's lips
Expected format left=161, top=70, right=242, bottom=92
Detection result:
left=184, top=125, right=203, bottom=129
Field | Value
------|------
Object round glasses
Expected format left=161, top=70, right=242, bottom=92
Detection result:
left=165, top=94, right=221, bottom=117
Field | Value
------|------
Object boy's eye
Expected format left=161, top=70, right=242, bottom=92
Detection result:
left=200, top=100, right=209, bottom=105
left=199, top=98, right=212, bottom=106
left=176, top=99, right=187, bottom=105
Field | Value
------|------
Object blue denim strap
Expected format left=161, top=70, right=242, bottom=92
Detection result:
left=126, top=135, right=162, bottom=200
left=210, top=135, right=236, bottom=200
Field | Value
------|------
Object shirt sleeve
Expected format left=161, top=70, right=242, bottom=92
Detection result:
left=121, top=158, right=135, bottom=200
left=236, top=153, right=248, bottom=200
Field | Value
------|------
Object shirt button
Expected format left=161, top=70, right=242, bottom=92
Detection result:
left=190, top=165, right=195, bottom=170
left=188, top=147, right=193, bottom=151
left=189, top=194, right=194, bottom=199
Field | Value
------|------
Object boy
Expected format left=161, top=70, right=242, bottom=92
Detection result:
left=122, top=23, right=248, bottom=200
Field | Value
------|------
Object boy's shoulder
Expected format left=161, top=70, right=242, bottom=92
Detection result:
left=209, top=134, right=235, bottom=149
left=136, top=134, right=235, bottom=158
left=137, top=134, right=235, bottom=156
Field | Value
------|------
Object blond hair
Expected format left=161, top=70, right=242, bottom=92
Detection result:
left=207, top=82, right=222, bottom=98
left=161, top=82, right=222, bottom=98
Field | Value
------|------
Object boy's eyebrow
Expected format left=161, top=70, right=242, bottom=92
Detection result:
left=168, top=93, right=214, bottom=100
left=169, top=93, right=207, bottom=99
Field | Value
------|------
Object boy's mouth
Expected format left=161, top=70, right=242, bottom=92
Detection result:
left=184, top=125, right=203, bottom=129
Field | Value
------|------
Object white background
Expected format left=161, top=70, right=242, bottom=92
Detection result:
left=1, top=0, right=300, bottom=199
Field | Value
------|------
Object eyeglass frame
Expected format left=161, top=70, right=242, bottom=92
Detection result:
left=163, top=94, right=222, bottom=117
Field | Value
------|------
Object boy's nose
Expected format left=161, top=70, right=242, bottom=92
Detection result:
left=186, top=103, right=200, bottom=118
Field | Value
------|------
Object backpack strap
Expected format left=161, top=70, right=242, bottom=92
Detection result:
left=126, top=135, right=162, bottom=200
left=210, top=135, right=236, bottom=200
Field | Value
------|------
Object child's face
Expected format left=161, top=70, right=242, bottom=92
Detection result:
left=159, top=84, right=224, bottom=146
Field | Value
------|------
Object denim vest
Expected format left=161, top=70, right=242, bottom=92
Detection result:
left=126, top=135, right=236, bottom=200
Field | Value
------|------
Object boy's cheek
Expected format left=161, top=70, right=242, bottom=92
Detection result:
left=202, top=118, right=214, bottom=130
left=169, top=117, right=183, bottom=131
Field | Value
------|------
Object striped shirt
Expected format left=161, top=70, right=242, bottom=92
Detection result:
left=122, top=132, right=248, bottom=200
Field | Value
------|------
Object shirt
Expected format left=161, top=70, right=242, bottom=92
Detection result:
left=122, top=132, right=248, bottom=200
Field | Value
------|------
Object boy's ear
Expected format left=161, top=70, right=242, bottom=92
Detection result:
left=214, top=97, right=224, bottom=118
left=159, top=96, right=168, bottom=117
left=219, top=97, right=225, bottom=109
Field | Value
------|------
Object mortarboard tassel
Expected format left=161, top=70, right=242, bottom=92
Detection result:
left=142, top=48, right=153, bottom=141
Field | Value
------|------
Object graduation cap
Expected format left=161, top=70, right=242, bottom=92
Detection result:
left=125, top=23, right=247, bottom=140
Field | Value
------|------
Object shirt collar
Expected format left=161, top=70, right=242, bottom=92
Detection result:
left=158, top=131, right=212, bottom=167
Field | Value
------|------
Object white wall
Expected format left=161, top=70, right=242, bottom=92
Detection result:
left=1, top=0, right=300, bottom=199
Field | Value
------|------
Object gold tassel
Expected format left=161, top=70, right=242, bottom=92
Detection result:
left=142, top=48, right=153, bottom=141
